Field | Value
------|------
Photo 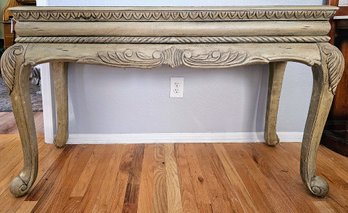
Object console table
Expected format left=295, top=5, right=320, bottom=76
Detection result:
left=0, top=6, right=344, bottom=198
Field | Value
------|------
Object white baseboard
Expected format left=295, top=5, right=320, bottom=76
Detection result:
left=40, top=63, right=56, bottom=143
left=45, top=132, right=303, bottom=144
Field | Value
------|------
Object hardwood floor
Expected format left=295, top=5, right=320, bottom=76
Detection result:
left=0, top=112, right=347, bottom=212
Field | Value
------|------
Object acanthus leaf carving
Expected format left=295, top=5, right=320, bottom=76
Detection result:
left=79, top=47, right=269, bottom=69
left=0, top=45, right=25, bottom=94
left=318, top=43, right=345, bottom=95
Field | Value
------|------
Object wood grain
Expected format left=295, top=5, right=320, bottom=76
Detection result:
left=138, top=145, right=156, bottom=213
left=0, top=113, right=347, bottom=212
left=174, top=144, right=199, bottom=213
left=152, top=144, right=168, bottom=213
left=164, top=144, right=183, bottom=213
left=0, top=137, right=347, bottom=212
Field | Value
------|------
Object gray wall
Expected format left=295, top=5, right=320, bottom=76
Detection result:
left=46, top=0, right=324, bottom=135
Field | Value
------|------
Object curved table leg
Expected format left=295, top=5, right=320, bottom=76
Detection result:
left=51, top=62, right=69, bottom=148
left=300, top=44, right=344, bottom=197
left=1, top=45, right=38, bottom=197
left=264, top=62, right=287, bottom=146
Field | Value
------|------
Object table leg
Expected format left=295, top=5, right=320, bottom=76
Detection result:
left=264, top=62, right=287, bottom=146
left=1, top=45, right=38, bottom=197
left=300, top=44, right=344, bottom=197
left=52, top=62, right=69, bottom=148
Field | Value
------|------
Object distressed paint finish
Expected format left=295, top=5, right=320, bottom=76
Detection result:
left=51, top=62, right=68, bottom=148
left=0, top=6, right=344, bottom=198
left=265, top=62, right=287, bottom=146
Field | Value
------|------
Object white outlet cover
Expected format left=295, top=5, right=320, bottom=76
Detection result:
left=170, top=77, right=184, bottom=98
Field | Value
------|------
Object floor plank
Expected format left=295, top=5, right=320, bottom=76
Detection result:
left=0, top=112, right=347, bottom=212
left=138, top=145, right=157, bottom=213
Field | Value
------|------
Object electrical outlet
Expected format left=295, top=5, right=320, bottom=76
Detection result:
left=170, top=77, right=184, bottom=98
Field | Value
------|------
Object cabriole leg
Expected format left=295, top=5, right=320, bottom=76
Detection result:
left=264, top=62, right=287, bottom=146
left=51, top=62, right=69, bottom=148
left=1, top=45, right=38, bottom=197
left=300, top=44, right=344, bottom=197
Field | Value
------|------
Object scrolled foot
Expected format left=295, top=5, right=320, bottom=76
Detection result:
left=309, top=176, right=329, bottom=197
left=10, top=176, right=31, bottom=197
left=3, top=47, right=39, bottom=198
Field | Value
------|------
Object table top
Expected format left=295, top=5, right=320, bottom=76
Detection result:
left=10, top=6, right=338, bottom=22
left=10, top=6, right=336, bottom=44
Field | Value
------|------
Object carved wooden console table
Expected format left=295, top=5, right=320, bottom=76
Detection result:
left=0, top=6, right=344, bottom=198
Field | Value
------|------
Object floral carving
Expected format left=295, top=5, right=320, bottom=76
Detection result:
left=80, top=47, right=269, bottom=69
left=0, top=45, right=25, bottom=93
left=318, top=43, right=345, bottom=94
left=11, top=8, right=336, bottom=22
